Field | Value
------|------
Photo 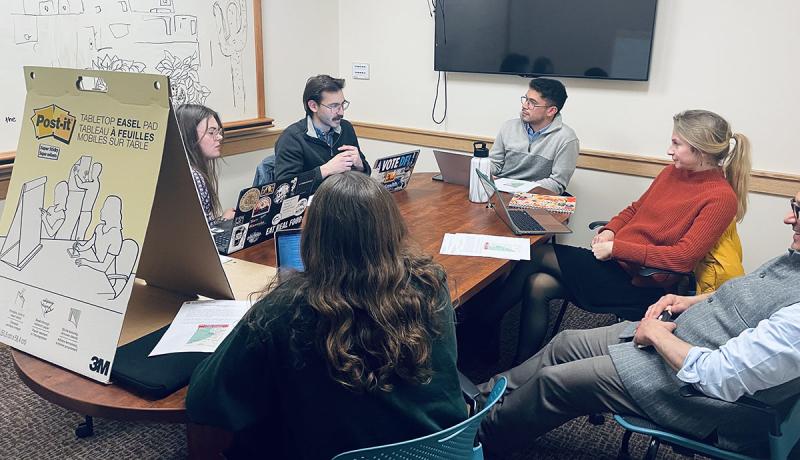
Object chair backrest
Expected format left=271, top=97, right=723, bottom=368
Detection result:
left=331, top=376, right=508, bottom=460
left=253, top=154, right=276, bottom=186
left=693, top=220, right=744, bottom=294
left=108, top=238, right=140, bottom=296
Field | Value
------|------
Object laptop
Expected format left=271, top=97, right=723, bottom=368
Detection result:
left=476, top=170, right=571, bottom=236
left=433, top=149, right=472, bottom=186
left=371, top=150, right=420, bottom=192
left=211, top=171, right=315, bottom=255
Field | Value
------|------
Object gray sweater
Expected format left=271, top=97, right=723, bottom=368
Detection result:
left=609, top=251, right=800, bottom=455
left=488, top=114, right=579, bottom=194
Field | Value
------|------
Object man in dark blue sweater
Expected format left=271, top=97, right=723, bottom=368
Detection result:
left=274, top=74, right=370, bottom=191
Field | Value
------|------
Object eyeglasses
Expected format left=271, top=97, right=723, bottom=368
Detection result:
left=520, top=96, right=551, bottom=109
left=791, top=198, right=800, bottom=220
left=206, top=127, right=223, bottom=138
left=319, top=100, right=350, bottom=111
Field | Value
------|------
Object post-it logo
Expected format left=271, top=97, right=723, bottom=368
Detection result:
left=30, top=105, right=76, bottom=144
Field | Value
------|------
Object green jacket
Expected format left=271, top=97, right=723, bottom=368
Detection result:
left=186, top=280, right=466, bottom=459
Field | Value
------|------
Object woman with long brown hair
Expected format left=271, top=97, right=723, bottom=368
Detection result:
left=176, top=104, right=234, bottom=223
left=187, top=172, right=466, bottom=459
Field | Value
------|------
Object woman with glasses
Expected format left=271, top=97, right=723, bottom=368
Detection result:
left=176, top=104, right=234, bottom=223
left=494, top=109, right=752, bottom=364
left=187, top=172, right=466, bottom=459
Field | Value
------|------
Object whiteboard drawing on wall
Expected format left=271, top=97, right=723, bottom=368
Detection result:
left=0, top=176, right=46, bottom=270
left=213, top=0, right=246, bottom=109
left=2, top=0, right=262, bottom=153
left=156, top=50, right=210, bottom=105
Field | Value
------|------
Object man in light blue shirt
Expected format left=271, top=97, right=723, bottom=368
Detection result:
left=478, top=191, right=800, bottom=457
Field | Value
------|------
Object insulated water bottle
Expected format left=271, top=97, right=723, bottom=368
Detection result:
left=468, top=141, right=492, bottom=203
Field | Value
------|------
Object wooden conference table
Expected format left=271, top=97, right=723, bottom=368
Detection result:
left=11, top=172, right=565, bottom=457
left=237, top=172, right=562, bottom=304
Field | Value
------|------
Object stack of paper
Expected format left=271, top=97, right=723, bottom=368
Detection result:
left=440, top=233, right=531, bottom=260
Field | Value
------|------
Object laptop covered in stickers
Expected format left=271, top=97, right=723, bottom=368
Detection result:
left=210, top=171, right=314, bottom=255
left=370, top=150, right=420, bottom=192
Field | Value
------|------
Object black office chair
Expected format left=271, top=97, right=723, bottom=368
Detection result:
left=549, top=220, right=695, bottom=338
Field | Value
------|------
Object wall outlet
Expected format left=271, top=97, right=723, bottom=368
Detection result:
left=352, top=63, right=370, bottom=80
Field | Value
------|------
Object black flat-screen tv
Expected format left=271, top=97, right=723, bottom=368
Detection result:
left=434, top=0, right=658, bottom=81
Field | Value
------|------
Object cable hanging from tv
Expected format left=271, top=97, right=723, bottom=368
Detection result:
left=429, top=0, right=447, bottom=124
left=431, top=71, right=447, bottom=125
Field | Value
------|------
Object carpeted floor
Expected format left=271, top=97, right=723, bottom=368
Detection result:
left=0, top=302, right=699, bottom=459
left=0, top=345, right=187, bottom=459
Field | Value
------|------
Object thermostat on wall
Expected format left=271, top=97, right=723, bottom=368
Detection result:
left=352, top=63, right=370, bottom=80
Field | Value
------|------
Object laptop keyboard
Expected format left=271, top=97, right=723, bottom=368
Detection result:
left=509, top=210, right=545, bottom=232
left=214, top=232, right=230, bottom=252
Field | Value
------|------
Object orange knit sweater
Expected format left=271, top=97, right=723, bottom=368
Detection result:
left=603, top=165, right=737, bottom=288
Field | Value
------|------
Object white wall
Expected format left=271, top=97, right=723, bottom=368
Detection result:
left=330, top=0, right=800, bottom=271
left=263, top=0, right=340, bottom=127
left=216, top=0, right=342, bottom=207
left=338, top=1, right=800, bottom=173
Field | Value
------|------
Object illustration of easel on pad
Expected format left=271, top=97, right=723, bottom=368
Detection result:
left=0, top=176, right=46, bottom=270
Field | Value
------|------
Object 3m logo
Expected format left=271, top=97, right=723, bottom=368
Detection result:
left=30, top=104, right=76, bottom=144
left=88, top=356, right=111, bottom=376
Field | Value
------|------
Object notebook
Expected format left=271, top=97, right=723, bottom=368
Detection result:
left=433, top=149, right=472, bottom=186
left=476, top=170, right=571, bottom=236
left=509, top=193, right=577, bottom=213
left=371, top=150, right=420, bottom=192
left=210, top=171, right=315, bottom=255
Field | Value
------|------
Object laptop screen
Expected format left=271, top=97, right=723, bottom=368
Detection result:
left=275, top=229, right=304, bottom=272
left=477, top=171, right=515, bottom=228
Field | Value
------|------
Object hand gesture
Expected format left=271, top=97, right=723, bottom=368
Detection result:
left=321, top=152, right=355, bottom=178
left=643, top=294, right=696, bottom=320
left=591, top=241, right=613, bottom=261
left=633, top=317, right=677, bottom=348
left=221, top=208, right=236, bottom=220
left=338, top=145, right=363, bottom=170
left=592, top=229, right=614, bottom=246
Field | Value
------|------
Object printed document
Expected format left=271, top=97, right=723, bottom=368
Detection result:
left=149, top=300, right=252, bottom=356
left=440, top=233, right=531, bottom=260
left=493, top=177, right=540, bottom=193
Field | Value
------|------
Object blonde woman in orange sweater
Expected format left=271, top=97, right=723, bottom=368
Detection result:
left=495, top=110, right=752, bottom=363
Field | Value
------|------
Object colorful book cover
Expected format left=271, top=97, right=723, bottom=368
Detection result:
left=508, top=193, right=577, bottom=213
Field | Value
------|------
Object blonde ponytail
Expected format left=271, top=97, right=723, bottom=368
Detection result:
left=673, top=110, right=753, bottom=222
left=725, top=133, right=751, bottom=221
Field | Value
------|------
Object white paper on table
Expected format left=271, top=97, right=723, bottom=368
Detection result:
left=493, top=177, right=540, bottom=193
left=440, top=233, right=531, bottom=260
left=219, top=254, right=233, bottom=264
left=149, top=300, right=252, bottom=356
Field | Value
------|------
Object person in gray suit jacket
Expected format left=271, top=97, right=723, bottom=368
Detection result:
left=477, top=190, right=800, bottom=457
